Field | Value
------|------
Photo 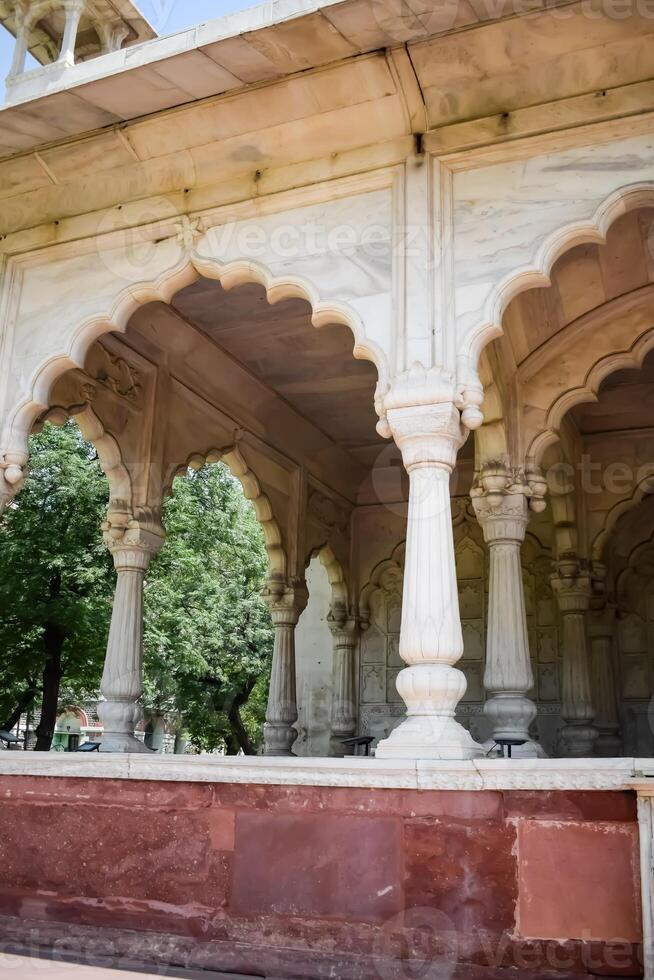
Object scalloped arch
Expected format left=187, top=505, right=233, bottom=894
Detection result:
left=528, top=323, right=654, bottom=466
left=315, top=545, right=348, bottom=613
left=462, top=182, right=654, bottom=366
left=8, top=252, right=389, bottom=458
left=36, top=401, right=132, bottom=509
left=592, top=471, right=654, bottom=563
left=168, top=444, right=286, bottom=579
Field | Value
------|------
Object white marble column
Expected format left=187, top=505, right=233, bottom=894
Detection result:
left=551, top=560, right=598, bottom=757
left=7, top=17, right=29, bottom=79
left=263, top=581, right=308, bottom=756
left=59, top=0, right=86, bottom=66
left=98, top=514, right=164, bottom=753
left=329, top=616, right=359, bottom=756
left=471, top=471, right=544, bottom=756
left=375, top=388, right=482, bottom=760
left=588, top=605, right=621, bottom=757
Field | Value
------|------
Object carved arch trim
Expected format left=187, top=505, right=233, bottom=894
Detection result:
left=527, top=305, right=654, bottom=465
left=461, top=182, right=654, bottom=367
left=169, top=445, right=286, bottom=580
left=36, top=400, right=132, bottom=510
left=7, top=252, right=388, bottom=460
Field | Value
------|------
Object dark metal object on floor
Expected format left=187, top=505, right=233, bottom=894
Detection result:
left=340, top=735, right=374, bottom=756
left=493, top=737, right=527, bottom=759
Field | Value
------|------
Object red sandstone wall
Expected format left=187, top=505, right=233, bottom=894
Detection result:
left=0, top=777, right=643, bottom=979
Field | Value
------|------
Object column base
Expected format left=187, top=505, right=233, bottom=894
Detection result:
left=263, top=722, right=297, bottom=757
left=596, top=731, right=622, bottom=757
left=561, top=722, right=599, bottom=757
left=375, top=714, right=483, bottom=760
left=99, top=732, right=152, bottom=753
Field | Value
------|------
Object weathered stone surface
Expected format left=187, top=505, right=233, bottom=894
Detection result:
left=0, top=776, right=642, bottom=978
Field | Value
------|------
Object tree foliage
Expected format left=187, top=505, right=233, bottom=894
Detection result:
left=0, top=421, right=273, bottom=754
left=0, top=421, right=114, bottom=745
left=143, top=464, right=273, bottom=754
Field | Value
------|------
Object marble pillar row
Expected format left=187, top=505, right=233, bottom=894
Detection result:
left=471, top=475, right=544, bottom=756
left=375, top=392, right=483, bottom=760
left=551, top=560, right=598, bottom=757
left=588, top=605, right=622, bottom=757
left=263, top=581, right=308, bottom=756
left=329, top=616, right=359, bottom=756
left=98, top=514, right=164, bottom=753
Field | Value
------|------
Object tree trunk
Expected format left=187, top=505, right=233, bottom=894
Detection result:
left=227, top=701, right=256, bottom=756
left=1, top=682, right=39, bottom=734
left=34, top=624, right=64, bottom=752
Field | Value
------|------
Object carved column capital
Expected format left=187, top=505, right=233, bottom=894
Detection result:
left=471, top=459, right=547, bottom=527
left=471, top=481, right=530, bottom=545
left=327, top=614, right=359, bottom=644
left=551, top=558, right=592, bottom=614
left=262, top=579, right=308, bottom=626
left=376, top=367, right=472, bottom=471
left=102, top=507, right=164, bottom=570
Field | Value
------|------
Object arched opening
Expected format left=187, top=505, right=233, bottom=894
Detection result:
left=144, top=458, right=274, bottom=756
left=3, top=261, right=388, bottom=757
left=475, top=202, right=654, bottom=757
left=0, top=417, right=113, bottom=752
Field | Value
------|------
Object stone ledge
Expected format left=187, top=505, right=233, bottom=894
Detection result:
left=0, top=752, right=642, bottom=791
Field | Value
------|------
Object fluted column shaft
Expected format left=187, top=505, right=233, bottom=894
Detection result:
left=376, top=399, right=482, bottom=760
left=589, top=608, right=621, bottom=757
left=98, top=516, right=163, bottom=753
left=472, top=487, right=544, bottom=755
left=263, top=583, right=307, bottom=756
left=552, top=563, right=598, bottom=757
left=329, top=618, right=359, bottom=756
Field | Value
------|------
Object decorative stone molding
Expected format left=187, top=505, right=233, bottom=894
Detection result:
left=91, top=346, right=142, bottom=403
left=262, top=580, right=308, bottom=757
left=471, top=464, right=545, bottom=757
left=551, top=558, right=598, bottom=757
left=461, top=182, right=654, bottom=380
left=328, top=615, right=359, bottom=756
left=375, top=372, right=483, bottom=760
left=98, top=508, right=165, bottom=753
left=0, top=753, right=638, bottom=793
left=170, top=444, right=286, bottom=580
left=0, top=452, right=25, bottom=517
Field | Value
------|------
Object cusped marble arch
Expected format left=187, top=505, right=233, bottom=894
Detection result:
left=461, top=181, right=654, bottom=369
left=36, top=401, right=132, bottom=511
left=168, top=444, right=286, bottom=581
left=7, top=251, right=389, bottom=464
left=528, top=321, right=654, bottom=467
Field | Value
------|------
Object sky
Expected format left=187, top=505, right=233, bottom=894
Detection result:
left=0, top=1, right=258, bottom=90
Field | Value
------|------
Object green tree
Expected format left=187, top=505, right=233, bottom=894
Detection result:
left=143, top=463, right=274, bottom=754
left=0, top=421, right=114, bottom=749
